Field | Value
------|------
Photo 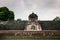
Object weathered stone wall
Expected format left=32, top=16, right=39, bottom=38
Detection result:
left=0, top=21, right=60, bottom=30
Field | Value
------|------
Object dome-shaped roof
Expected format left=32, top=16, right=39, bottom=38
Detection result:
left=29, top=12, right=38, bottom=19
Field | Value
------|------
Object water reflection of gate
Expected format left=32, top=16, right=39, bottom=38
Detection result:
left=0, top=30, right=60, bottom=37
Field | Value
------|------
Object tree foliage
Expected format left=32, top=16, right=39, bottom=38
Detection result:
left=16, top=19, right=22, bottom=23
left=53, top=17, right=60, bottom=21
left=8, top=11, right=14, bottom=21
left=0, top=7, right=14, bottom=21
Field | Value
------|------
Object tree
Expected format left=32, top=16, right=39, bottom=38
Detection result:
left=16, top=19, right=22, bottom=23
left=53, top=17, right=60, bottom=21
left=0, top=7, right=9, bottom=21
left=0, top=7, right=14, bottom=21
left=8, top=11, right=14, bottom=21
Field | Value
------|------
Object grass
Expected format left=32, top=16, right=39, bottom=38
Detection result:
left=0, top=36, right=60, bottom=40
left=0, top=38, right=60, bottom=40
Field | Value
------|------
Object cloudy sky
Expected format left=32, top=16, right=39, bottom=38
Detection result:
left=0, top=0, right=60, bottom=20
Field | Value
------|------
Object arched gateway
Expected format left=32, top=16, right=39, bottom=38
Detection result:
left=25, top=12, right=42, bottom=31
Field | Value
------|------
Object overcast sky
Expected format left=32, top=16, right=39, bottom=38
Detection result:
left=0, top=0, right=60, bottom=20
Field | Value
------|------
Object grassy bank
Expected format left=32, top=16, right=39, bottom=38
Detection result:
left=0, top=35, right=60, bottom=40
